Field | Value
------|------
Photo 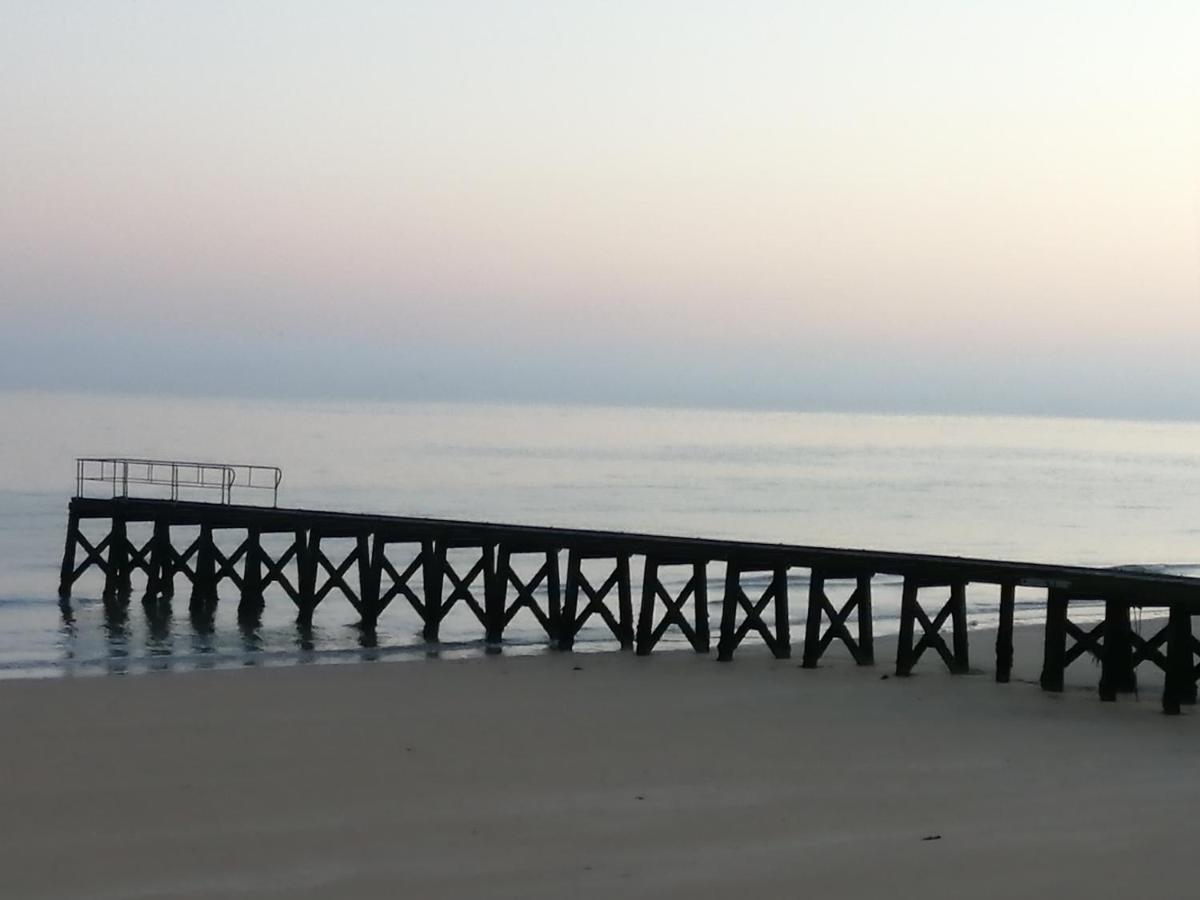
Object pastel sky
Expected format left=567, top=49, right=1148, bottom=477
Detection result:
left=2, top=1, right=1198, bottom=416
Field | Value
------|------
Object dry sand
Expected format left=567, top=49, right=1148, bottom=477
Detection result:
left=1, top=622, right=1196, bottom=900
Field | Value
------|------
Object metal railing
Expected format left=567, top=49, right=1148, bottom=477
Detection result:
left=75, top=458, right=282, bottom=506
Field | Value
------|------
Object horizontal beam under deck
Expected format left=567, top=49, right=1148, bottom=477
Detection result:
left=68, top=497, right=1200, bottom=607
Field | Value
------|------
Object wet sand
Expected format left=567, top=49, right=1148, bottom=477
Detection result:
left=0, top=622, right=1196, bottom=899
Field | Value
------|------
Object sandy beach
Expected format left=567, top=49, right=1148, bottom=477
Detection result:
left=1, top=622, right=1196, bottom=900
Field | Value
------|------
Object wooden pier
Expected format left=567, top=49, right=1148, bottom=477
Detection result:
left=59, top=458, right=1200, bottom=714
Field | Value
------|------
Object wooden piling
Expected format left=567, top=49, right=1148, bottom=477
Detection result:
left=145, top=518, right=173, bottom=604
left=238, top=528, right=264, bottom=622
left=58, top=510, right=79, bottom=600
left=698, top=562, right=712, bottom=652
left=801, top=570, right=824, bottom=668
left=616, top=553, right=634, bottom=648
left=295, top=529, right=316, bottom=624
left=1098, top=597, right=1136, bottom=701
left=559, top=549, right=583, bottom=650
left=421, top=539, right=445, bottom=642
left=486, top=547, right=509, bottom=643
left=1162, top=603, right=1189, bottom=714
left=772, top=565, right=789, bottom=660
left=717, top=559, right=740, bottom=662
left=103, top=516, right=130, bottom=603
left=856, top=575, right=874, bottom=665
left=189, top=524, right=216, bottom=613
left=950, top=581, right=969, bottom=673
left=354, top=532, right=379, bottom=627
left=635, top=556, right=660, bottom=656
left=1040, top=588, right=1068, bottom=692
left=895, top=577, right=918, bottom=677
left=995, top=583, right=1015, bottom=683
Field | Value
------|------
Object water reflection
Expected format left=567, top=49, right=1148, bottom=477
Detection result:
left=52, top=592, right=561, bottom=679
left=143, top=599, right=173, bottom=671
left=101, top=599, right=130, bottom=674
left=295, top=619, right=317, bottom=654
left=238, top=612, right=263, bottom=660
left=356, top=623, right=380, bottom=661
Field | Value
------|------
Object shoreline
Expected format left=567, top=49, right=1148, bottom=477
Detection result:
left=1, top=622, right=1194, bottom=899
left=0, top=592, right=1150, bottom=683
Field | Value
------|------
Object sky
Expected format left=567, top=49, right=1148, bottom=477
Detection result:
left=1, top=1, right=1198, bottom=417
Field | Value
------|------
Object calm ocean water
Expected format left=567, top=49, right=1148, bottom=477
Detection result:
left=1, top=389, right=1198, bottom=679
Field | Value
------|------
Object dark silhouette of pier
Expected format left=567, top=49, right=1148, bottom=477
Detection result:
left=59, top=458, right=1200, bottom=714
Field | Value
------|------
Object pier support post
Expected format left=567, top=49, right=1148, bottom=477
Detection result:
left=896, top=578, right=917, bottom=676
left=145, top=518, right=173, bottom=605
left=995, top=583, right=1015, bottom=683
left=189, top=524, right=217, bottom=613
left=238, top=528, right=265, bottom=622
left=1098, top=597, right=1136, bottom=701
left=356, top=532, right=382, bottom=628
left=485, top=548, right=506, bottom=643
left=617, top=554, right=634, bottom=648
left=951, top=582, right=969, bottom=670
left=296, top=529, right=318, bottom=624
left=421, top=539, right=445, bottom=642
left=1162, top=604, right=1197, bottom=714
left=857, top=576, right=874, bottom=665
left=58, top=510, right=80, bottom=600
left=559, top=550, right=582, bottom=650
left=1040, top=588, right=1068, bottom=692
left=1162, top=604, right=1191, bottom=714
left=103, top=516, right=130, bottom=603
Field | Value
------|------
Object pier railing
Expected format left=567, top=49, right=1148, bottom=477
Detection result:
left=75, top=458, right=281, bottom=506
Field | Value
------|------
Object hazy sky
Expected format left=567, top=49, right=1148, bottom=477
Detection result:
left=2, top=1, right=1198, bottom=417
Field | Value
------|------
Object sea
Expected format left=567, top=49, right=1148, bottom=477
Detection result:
left=2, top=388, right=1198, bottom=680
